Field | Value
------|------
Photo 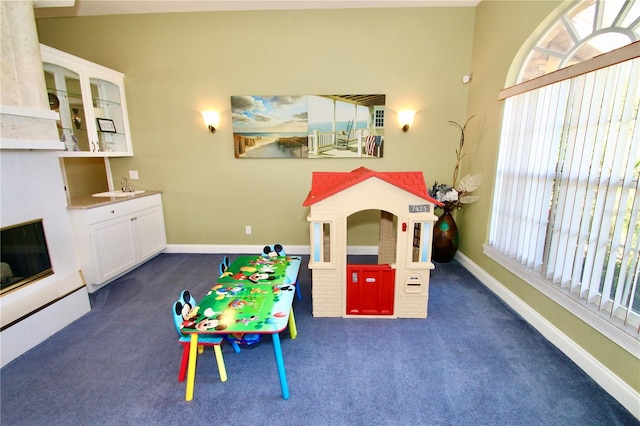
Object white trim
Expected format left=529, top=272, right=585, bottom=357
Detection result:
left=0, top=106, right=64, bottom=150
left=33, top=1, right=481, bottom=18
left=33, top=0, right=75, bottom=8
left=0, top=105, right=59, bottom=120
left=345, top=245, right=378, bottom=255
left=0, top=139, right=65, bottom=150
left=164, top=244, right=379, bottom=255
left=456, top=251, right=640, bottom=420
left=482, top=244, right=640, bottom=356
left=165, top=244, right=269, bottom=254
left=499, top=41, right=640, bottom=100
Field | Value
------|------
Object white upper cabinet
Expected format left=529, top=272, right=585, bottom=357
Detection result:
left=40, top=44, right=133, bottom=157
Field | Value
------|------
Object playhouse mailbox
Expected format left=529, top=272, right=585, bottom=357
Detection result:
left=405, top=271, right=424, bottom=293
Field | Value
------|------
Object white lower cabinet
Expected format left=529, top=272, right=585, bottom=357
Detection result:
left=70, top=193, right=166, bottom=292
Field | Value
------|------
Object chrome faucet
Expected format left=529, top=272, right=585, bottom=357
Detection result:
left=120, top=177, right=134, bottom=192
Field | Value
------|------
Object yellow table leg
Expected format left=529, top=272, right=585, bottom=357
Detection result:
left=288, top=308, right=297, bottom=340
left=185, top=334, right=198, bottom=401
left=213, top=345, right=227, bottom=382
left=198, top=344, right=204, bottom=354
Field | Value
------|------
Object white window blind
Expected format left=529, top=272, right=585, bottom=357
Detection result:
left=489, top=46, right=640, bottom=340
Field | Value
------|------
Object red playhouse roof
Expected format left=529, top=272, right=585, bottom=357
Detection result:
left=302, top=167, right=443, bottom=207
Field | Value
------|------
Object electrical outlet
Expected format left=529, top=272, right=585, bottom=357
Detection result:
left=245, top=226, right=252, bottom=235
left=129, top=170, right=139, bottom=180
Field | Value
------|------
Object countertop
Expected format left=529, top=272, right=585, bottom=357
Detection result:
left=67, top=190, right=162, bottom=210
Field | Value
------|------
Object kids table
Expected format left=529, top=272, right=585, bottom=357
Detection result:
left=181, top=255, right=301, bottom=401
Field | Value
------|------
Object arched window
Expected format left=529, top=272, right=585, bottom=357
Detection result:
left=519, top=0, right=639, bottom=83
left=486, top=0, right=640, bottom=354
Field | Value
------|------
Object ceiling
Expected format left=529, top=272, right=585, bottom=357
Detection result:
left=34, top=0, right=481, bottom=18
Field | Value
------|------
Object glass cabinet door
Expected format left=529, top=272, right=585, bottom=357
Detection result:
left=44, top=64, right=90, bottom=152
left=41, top=44, right=133, bottom=157
left=89, top=77, right=128, bottom=153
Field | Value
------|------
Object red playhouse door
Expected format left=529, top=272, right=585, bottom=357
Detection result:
left=346, top=264, right=395, bottom=315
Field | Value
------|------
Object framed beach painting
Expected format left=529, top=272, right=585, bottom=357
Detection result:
left=230, top=94, right=385, bottom=159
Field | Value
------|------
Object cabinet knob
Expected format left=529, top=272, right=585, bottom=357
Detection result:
left=111, top=210, right=115, bottom=214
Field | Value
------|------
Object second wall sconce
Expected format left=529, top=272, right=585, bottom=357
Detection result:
left=201, top=111, right=220, bottom=133
left=398, top=110, right=415, bottom=132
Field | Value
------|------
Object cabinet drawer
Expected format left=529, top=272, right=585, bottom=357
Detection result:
left=84, top=203, right=132, bottom=224
left=84, top=194, right=161, bottom=224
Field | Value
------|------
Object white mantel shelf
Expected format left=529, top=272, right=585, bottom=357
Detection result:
left=0, top=104, right=59, bottom=120
left=0, top=104, right=65, bottom=151
left=0, top=139, right=66, bottom=150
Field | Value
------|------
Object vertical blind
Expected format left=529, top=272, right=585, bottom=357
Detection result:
left=490, top=55, right=640, bottom=332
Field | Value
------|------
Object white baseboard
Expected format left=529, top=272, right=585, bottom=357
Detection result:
left=164, top=244, right=379, bottom=255
left=455, top=252, right=640, bottom=420
left=164, top=244, right=310, bottom=254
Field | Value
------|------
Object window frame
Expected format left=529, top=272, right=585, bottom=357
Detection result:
left=517, top=0, right=640, bottom=83
left=486, top=41, right=640, bottom=357
left=373, top=106, right=385, bottom=129
left=407, top=216, right=437, bottom=270
left=309, top=220, right=334, bottom=268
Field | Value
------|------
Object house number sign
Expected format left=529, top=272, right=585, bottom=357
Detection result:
left=409, top=204, right=430, bottom=213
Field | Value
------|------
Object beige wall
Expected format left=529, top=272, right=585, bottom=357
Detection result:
left=464, top=0, right=639, bottom=393
left=36, top=7, right=475, bottom=246
left=36, top=2, right=639, bottom=394
left=61, top=158, right=109, bottom=198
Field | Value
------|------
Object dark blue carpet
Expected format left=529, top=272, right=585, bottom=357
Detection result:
left=1, top=254, right=636, bottom=425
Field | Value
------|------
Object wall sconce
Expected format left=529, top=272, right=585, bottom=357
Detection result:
left=201, top=111, right=220, bottom=133
left=398, top=110, right=415, bottom=133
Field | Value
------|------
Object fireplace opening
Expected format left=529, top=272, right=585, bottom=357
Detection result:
left=1, top=219, right=53, bottom=295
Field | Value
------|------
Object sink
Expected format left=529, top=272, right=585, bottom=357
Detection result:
left=92, top=190, right=146, bottom=197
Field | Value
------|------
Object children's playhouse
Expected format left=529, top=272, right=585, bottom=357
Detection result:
left=302, top=167, right=442, bottom=318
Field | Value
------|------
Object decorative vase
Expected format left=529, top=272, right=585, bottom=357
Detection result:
left=72, top=108, right=82, bottom=130
left=432, top=209, right=458, bottom=263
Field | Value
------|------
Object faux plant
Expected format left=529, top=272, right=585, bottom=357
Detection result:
left=428, top=116, right=482, bottom=211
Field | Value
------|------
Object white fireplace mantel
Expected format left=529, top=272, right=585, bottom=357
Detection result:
left=0, top=104, right=65, bottom=150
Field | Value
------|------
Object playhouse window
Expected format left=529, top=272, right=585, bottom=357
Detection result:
left=312, top=222, right=331, bottom=263
left=410, top=221, right=432, bottom=263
